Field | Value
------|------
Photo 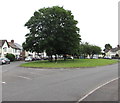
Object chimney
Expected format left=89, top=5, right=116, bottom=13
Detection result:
left=11, top=40, right=14, bottom=43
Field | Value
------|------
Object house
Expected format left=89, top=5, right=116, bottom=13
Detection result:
left=0, top=40, right=9, bottom=57
left=8, top=40, right=22, bottom=59
left=24, top=50, right=47, bottom=59
left=0, top=39, right=47, bottom=59
left=105, top=45, right=120, bottom=58
left=0, top=40, right=22, bottom=59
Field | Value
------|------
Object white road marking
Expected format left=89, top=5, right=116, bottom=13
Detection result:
left=2, top=82, right=6, bottom=84
left=0, top=81, right=6, bottom=84
left=76, top=77, right=118, bottom=103
left=17, top=76, right=32, bottom=80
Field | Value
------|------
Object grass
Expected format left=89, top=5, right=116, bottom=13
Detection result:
left=20, top=59, right=118, bottom=68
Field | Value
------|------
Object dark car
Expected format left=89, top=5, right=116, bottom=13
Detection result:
left=2, top=58, right=10, bottom=64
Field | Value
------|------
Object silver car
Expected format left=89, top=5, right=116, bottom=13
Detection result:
left=0, top=58, right=10, bottom=64
left=0, top=58, right=6, bottom=64
left=25, top=57, right=33, bottom=62
left=3, top=58, right=10, bottom=64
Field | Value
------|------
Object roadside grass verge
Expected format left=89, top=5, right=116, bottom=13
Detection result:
left=20, top=59, right=118, bottom=68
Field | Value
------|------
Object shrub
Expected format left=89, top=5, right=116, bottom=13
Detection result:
left=6, top=53, right=15, bottom=61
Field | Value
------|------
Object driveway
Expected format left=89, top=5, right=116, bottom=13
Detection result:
left=1, top=61, right=118, bottom=102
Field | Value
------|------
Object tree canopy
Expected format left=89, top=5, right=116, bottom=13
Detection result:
left=104, top=44, right=112, bottom=50
left=78, top=42, right=101, bottom=58
left=23, top=6, right=81, bottom=60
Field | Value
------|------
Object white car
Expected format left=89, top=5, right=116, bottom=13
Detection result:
left=92, top=56, right=98, bottom=59
left=104, top=56, right=111, bottom=59
left=25, top=57, right=33, bottom=62
left=67, top=56, right=74, bottom=59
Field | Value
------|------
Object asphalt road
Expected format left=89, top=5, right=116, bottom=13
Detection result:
left=1, top=61, right=118, bottom=102
left=82, top=79, right=118, bottom=101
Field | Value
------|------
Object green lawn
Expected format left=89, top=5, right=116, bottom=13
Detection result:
left=20, top=59, right=118, bottom=68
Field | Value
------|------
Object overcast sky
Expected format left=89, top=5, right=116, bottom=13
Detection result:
left=0, top=0, right=119, bottom=49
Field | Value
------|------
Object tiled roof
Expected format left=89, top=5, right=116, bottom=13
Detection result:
left=0, top=40, right=22, bottom=50
left=8, top=42, right=20, bottom=49
left=14, top=43, right=23, bottom=50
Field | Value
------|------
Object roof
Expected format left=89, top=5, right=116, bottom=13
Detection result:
left=0, top=40, right=8, bottom=47
left=104, top=49, right=109, bottom=53
left=110, top=47, right=120, bottom=52
left=0, top=40, right=22, bottom=50
left=14, top=43, right=23, bottom=50
left=105, top=45, right=120, bottom=53
left=8, top=42, right=20, bottom=50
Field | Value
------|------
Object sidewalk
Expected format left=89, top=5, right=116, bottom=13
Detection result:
left=82, top=79, right=118, bottom=102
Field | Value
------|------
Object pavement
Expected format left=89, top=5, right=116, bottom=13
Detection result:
left=1, top=61, right=119, bottom=102
left=81, top=79, right=118, bottom=102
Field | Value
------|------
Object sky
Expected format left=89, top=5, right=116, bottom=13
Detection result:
left=0, top=0, right=119, bottom=50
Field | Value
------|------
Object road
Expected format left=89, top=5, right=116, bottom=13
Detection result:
left=1, top=61, right=118, bottom=102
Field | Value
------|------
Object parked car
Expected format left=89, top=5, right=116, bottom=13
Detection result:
left=92, top=56, right=98, bottom=59
left=104, top=56, right=111, bottom=59
left=0, top=58, right=6, bottom=64
left=25, top=57, right=33, bottom=62
left=0, top=58, right=10, bottom=64
left=32, top=57, right=41, bottom=61
left=42, top=56, right=49, bottom=60
left=67, top=56, right=74, bottom=59
left=3, top=58, right=10, bottom=64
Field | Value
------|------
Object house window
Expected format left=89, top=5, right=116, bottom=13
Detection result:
left=14, top=49, right=17, bottom=53
left=4, top=47, right=7, bottom=52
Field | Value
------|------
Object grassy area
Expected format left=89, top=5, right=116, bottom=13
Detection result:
left=20, top=59, right=118, bottom=68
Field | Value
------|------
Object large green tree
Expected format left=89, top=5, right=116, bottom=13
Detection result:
left=23, top=6, right=81, bottom=61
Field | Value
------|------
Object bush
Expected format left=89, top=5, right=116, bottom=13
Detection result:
left=6, top=53, right=15, bottom=61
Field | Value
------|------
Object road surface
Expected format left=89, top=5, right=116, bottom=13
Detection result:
left=1, top=61, right=118, bottom=102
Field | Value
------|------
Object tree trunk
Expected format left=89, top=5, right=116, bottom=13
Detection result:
left=55, top=55, right=57, bottom=62
left=49, top=55, right=53, bottom=62
left=63, top=54, right=67, bottom=61
left=91, top=54, right=94, bottom=59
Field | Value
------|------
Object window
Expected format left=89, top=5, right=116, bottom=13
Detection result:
left=4, top=47, right=7, bottom=52
left=13, top=49, right=17, bottom=53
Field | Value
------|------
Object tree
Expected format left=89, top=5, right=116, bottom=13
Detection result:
left=79, top=42, right=92, bottom=58
left=90, top=45, right=101, bottom=58
left=78, top=42, right=101, bottom=58
left=104, top=44, right=112, bottom=50
left=6, top=53, right=15, bottom=61
left=23, top=6, right=81, bottom=61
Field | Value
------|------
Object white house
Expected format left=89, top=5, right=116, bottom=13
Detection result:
left=105, top=45, right=120, bottom=58
left=0, top=40, right=9, bottom=57
left=8, top=40, right=22, bottom=59
left=0, top=39, right=47, bottom=59
left=24, top=50, right=47, bottom=58
left=0, top=40, right=22, bottom=58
